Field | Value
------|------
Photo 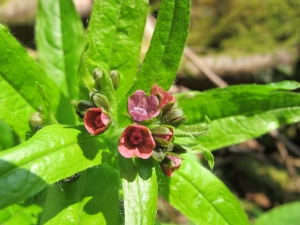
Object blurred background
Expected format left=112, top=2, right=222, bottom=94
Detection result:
left=1, top=0, right=299, bottom=224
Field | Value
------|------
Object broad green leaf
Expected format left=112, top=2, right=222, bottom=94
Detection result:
left=0, top=24, right=60, bottom=139
left=35, top=0, right=83, bottom=100
left=254, top=201, right=300, bottom=225
left=176, top=81, right=300, bottom=123
left=0, top=119, right=19, bottom=151
left=40, top=164, right=120, bottom=225
left=128, top=0, right=190, bottom=94
left=119, top=157, right=157, bottom=225
left=0, top=203, right=42, bottom=225
left=0, top=124, right=116, bottom=209
left=176, top=81, right=300, bottom=150
left=77, top=0, right=148, bottom=106
left=157, top=155, right=250, bottom=225
left=199, top=107, right=300, bottom=150
left=35, top=0, right=83, bottom=125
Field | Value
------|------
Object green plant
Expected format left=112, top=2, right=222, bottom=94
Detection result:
left=0, top=0, right=300, bottom=224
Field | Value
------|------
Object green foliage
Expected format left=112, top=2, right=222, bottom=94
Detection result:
left=0, top=0, right=300, bottom=224
left=176, top=81, right=300, bottom=150
left=254, top=201, right=300, bottom=225
left=157, top=154, right=250, bottom=225
left=0, top=203, right=42, bottom=225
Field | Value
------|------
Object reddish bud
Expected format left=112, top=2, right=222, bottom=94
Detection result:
left=151, top=84, right=176, bottom=110
left=160, top=155, right=182, bottom=177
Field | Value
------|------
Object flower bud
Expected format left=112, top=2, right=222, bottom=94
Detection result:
left=109, top=70, right=120, bottom=90
left=161, top=108, right=186, bottom=126
left=90, top=91, right=111, bottom=112
left=92, top=68, right=103, bottom=89
left=29, top=112, right=43, bottom=132
left=160, top=155, right=182, bottom=177
left=150, top=126, right=173, bottom=147
left=171, top=144, right=187, bottom=154
left=152, top=147, right=166, bottom=162
left=77, top=100, right=94, bottom=117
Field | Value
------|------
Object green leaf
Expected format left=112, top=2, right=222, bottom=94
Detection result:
left=40, top=164, right=120, bottom=225
left=176, top=81, right=300, bottom=150
left=0, top=24, right=60, bottom=139
left=0, top=203, right=42, bottom=225
left=200, top=147, right=214, bottom=169
left=199, top=108, right=300, bottom=151
left=0, top=119, right=19, bottom=151
left=36, top=82, right=57, bottom=124
left=128, top=0, right=190, bottom=94
left=254, top=201, right=300, bottom=225
left=157, top=154, right=250, bottom=225
left=174, top=118, right=210, bottom=138
left=100, top=69, right=117, bottom=121
left=0, top=124, right=116, bottom=209
left=35, top=0, right=83, bottom=100
left=77, top=0, right=148, bottom=106
left=176, top=81, right=300, bottom=123
left=119, top=157, right=157, bottom=225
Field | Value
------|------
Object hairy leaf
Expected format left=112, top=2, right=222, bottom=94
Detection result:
left=176, top=81, right=300, bottom=150
left=0, top=124, right=116, bottom=209
left=119, top=157, right=157, bottom=225
left=0, top=25, right=60, bottom=139
left=35, top=0, right=83, bottom=100
left=77, top=0, right=148, bottom=106
left=158, top=154, right=250, bottom=225
left=129, top=0, right=190, bottom=93
left=254, top=201, right=300, bottom=225
left=40, top=164, right=119, bottom=225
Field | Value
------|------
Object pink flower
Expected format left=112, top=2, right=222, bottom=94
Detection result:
left=118, top=124, right=156, bottom=159
left=84, top=108, right=111, bottom=135
left=160, top=155, right=182, bottom=177
left=151, top=84, right=176, bottom=109
left=128, top=90, right=160, bottom=122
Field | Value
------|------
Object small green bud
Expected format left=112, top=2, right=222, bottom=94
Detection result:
left=30, top=112, right=43, bottom=132
left=171, top=144, right=187, bottom=154
left=77, top=100, right=94, bottom=117
left=161, top=108, right=186, bottom=126
left=92, top=68, right=103, bottom=89
left=152, top=147, right=166, bottom=162
left=90, top=91, right=111, bottom=112
left=109, top=70, right=120, bottom=90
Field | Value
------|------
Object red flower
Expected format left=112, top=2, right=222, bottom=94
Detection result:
left=84, top=108, right=111, bottom=135
left=160, top=155, right=182, bottom=177
left=118, top=124, right=156, bottom=159
left=128, top=90, right=160, bottom=122
left=151, top=84, right=176, bottom=109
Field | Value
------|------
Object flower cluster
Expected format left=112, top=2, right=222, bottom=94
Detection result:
left=76, top=69, right=120, bottom=136
left=118, top=84, right=187, bottom=177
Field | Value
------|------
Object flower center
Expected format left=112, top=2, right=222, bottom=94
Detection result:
left=130, top=129, right=143, bottom=145
left=132, top=106, right=147, bottom=115
left=94, top=114, right=104, bottom=127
